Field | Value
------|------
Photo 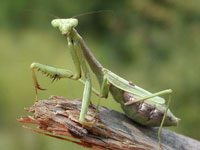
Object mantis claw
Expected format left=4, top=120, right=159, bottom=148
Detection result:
left=35, top=82, right=46, bottom=91
left=32, top=69, right=46, bottom=91
left=80, top=120, right=96, bottom=128
left=80, top=120, right=105, bottom=129
left=33, top=79, right=46, bottom=101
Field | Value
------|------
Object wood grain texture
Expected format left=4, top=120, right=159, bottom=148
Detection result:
left=18, top=96, right=200, bottom=150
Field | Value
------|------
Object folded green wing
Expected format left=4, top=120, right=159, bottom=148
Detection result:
left=102, top=68, right=165, bottom=104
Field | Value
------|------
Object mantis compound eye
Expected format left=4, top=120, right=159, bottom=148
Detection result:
left=51, top=18, right=78, bottom=35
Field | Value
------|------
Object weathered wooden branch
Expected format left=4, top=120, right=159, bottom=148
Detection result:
left=18, top=96, right=200, bottom=150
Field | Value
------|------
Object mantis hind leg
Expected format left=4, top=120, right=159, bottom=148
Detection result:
left=30, top=62, right=80, bottom=100
left=90, top=76, right=109, bottom=117
left=158, top=94, right=171, bottom=148
left=78, top=76, right=108, bottom=125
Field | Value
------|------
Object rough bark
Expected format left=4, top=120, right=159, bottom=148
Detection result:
left=18, top=96, right=200, bottom=150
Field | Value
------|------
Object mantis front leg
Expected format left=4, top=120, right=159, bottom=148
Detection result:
left=30, top=37, right=81, bottom=100
left=30, top=34, right=94, bottom=124
left=31, top=63, right=78, bottom=100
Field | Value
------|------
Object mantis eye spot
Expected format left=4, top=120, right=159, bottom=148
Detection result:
left=129, top=81, right=135, bottom=86
left=51, top=20, right=59, bottom=27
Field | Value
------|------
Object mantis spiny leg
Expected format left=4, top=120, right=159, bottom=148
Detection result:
left=30, top=63, right=76, bottom=100
left=30, top=34, right=82, bottom=100
left=30, top=62, right=100, bottom=99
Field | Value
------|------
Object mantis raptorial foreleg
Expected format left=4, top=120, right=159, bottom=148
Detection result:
left=31, top=63, right=76, bottom=99
left=31, top=31, right=94, bottom=124
left=30, top=35, right=82, bottom=99
left=31, top=63, right=100, bottom=97
left=31, top=63, right=100, bottom=124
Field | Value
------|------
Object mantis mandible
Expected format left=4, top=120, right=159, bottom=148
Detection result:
left=30, top=18, right=179, bottom=146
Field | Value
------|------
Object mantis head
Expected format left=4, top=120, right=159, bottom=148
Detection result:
left=51, top=18, right=78, bottom=35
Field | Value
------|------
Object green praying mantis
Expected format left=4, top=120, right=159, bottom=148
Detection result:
left=30, top=18, right=179, bottom=145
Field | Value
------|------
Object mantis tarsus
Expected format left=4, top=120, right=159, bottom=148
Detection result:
left=30, top=18, right=179, bottom=146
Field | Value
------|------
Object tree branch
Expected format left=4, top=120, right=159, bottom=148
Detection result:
left=18, top=96, right=200, bottom=150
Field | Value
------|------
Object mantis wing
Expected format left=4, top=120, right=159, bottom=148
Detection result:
left=102, top=68, right=165, bottom=104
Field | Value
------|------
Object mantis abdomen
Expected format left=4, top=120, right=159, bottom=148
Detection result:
left=109, top=85, right=179, bottom=126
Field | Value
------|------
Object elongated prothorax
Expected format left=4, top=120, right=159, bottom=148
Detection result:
left=51, top=18, right=104, bottom=84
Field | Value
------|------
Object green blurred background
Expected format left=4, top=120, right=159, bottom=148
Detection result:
left=0, top=0, right=200, bottom=149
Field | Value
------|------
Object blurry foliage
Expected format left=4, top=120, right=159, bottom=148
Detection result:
left=0, top=0, right=200, bottom=150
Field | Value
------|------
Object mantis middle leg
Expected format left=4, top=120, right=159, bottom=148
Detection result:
left=72, top=38, right=92, bottom=124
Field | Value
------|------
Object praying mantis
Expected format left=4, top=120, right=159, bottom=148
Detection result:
left=30, top=18, right=179, bottom=145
